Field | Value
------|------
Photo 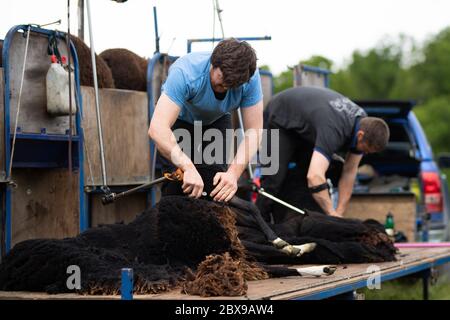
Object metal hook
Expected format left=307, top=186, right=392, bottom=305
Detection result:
left=6, top=180, right=18, bottom=189
left=38, top=19, right=62, bottom=28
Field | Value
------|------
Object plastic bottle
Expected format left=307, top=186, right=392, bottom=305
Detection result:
left=46, top=55, right=76, bottom=116
left=385, top=212, right=395, bottom=237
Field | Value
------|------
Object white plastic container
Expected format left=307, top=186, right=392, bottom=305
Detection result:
left=46, top=55, right=76, bottom=116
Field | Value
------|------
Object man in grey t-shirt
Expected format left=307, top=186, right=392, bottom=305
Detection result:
left=257, top=86, right=390, bottom=222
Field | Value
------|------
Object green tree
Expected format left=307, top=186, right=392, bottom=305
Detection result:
left=273, top=69, right=293, bottom=94
left=301, top=55, right=333, bottom=70
left=259, top=64, right=271, bottom=72
left=414, top=96, right=450, bottom=154
left=414, top=27, right=450, bottom=99
left=347, top=46, right=402, bottom=99
left=330, top=69, right=358, bottom=98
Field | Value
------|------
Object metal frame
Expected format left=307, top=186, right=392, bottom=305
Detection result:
left=295, top=254, right=450, bottom=300
left=297, top=64, right=332, bottom=88
left=1, top=25, right=87, bottom=252
left=187, top=36, right=271, bottom=53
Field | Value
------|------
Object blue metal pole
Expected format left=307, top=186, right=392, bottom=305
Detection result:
left=301, top=64, right=332, bottom=75
left=2, top=25, right=23, bottom=253
left=146, top=53, right=161, bottom=207
left=187, top=40, right=192, bottom=54
left=121, top=268, right=134, bottom=300
left=70, top=38, right=88, bottom=232
left=153, top=6, right=160, bottom=53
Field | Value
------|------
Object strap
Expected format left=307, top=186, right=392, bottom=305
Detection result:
left=308, top=182, right=329, bottom=194
left=47, top=33, right=62, bottom=63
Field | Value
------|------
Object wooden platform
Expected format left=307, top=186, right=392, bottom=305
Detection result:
left=1, top=247, right=449, bottom=300
left=345, top=193, right=417, bottom=242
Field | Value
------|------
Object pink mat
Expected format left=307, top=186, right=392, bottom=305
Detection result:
left=395, top=242, right=450, bottom=248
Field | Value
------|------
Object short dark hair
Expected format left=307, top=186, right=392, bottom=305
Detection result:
left=210, top=38, right=257, bottom=88
left=360, top=117, right=390, bottom=152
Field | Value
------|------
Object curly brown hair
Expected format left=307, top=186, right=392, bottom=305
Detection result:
left=210, top=38, right=257, bottom=88
left=360, top=117, right=390, bottom=152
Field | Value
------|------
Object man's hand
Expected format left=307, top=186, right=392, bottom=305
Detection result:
left=329, top=210, right=343, bottom=218
left=210, top=170, right=239, bottom=202
left=181, top=166, right=204, bottom=198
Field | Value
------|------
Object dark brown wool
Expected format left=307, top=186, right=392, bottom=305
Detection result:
left=100, top=48, right=148, bottom=91
left=0, top=195, right=396, bottom=296
left=70, top=35, right=114, bottom=88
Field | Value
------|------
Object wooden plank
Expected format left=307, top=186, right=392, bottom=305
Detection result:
left=11, top=168, right=79, bottom=247
left=81, top=87, right=151, bottom=186
left=344, top=193, right=417, bottom=242
left=90, top=192, right=147, bottom=227
left=0, top=68, right=5, bottom=181
left=270, top=247, right=450, bottom=300
left=7, top=31, right=76, bottom=134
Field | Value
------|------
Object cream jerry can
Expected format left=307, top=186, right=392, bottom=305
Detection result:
left=46, top=55, right=76, bottom=116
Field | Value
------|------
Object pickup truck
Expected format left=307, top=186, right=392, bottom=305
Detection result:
left=353, top=100, right=450, bottom=242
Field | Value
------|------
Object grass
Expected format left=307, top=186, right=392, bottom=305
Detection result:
left=360, top=275, right=450, bottom=300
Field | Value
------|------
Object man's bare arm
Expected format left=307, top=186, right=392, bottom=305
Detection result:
left=210, top=100, right=263, bottom=202
left=307, top=151, right=336, bottom=215
left=335, top=153, right=363, bottom=216
left=148, top=93, right=204, bottom=198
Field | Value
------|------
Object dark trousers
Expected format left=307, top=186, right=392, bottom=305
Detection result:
left=161, top=114, right=232, bottom=197
left=256, top=123, right=323, bottom=223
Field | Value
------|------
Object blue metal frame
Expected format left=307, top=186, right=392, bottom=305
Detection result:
left=296, top=254, right=450, bottom=300
left=153, top=6, right=160, bottom=54
left=300, top=64, right=332, bottom=88
left=146, top=53, right=178, bottom=207
left=121, top=268, right=134, bottom=300
left=2, top=25, right=87, bottom=252
left=187, top=36, right=271, bottom=53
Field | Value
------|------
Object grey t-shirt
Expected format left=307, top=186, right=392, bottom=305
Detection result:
left=264, top=86, right=367, bottom=161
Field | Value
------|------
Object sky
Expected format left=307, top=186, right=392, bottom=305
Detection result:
left=1, top=0, right=450, bottom=74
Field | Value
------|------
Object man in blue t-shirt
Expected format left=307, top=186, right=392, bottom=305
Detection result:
left=148, top=39, right=263, bottom=202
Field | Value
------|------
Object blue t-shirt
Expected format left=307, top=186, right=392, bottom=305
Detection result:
left=161, top=52, right=263, bottom=125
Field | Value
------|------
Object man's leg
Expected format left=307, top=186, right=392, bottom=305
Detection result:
left=278, top=148, right=326, bottom=215
left=256, top=125, right=297, bottom=222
